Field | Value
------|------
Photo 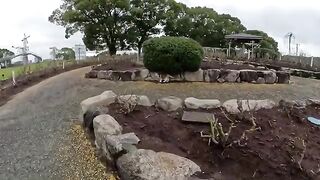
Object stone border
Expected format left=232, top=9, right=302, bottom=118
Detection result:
left=86, top=68, right=290, bottom=84
left=290, top=68, right=320, bottom=79
left=79, top=91, right=319, bottom=179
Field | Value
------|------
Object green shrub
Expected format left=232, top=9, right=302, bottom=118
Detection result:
left=143, top=36, right=204, bottom=75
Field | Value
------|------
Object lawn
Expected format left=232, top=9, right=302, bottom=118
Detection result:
left=0, top=60, right=75, bottom=80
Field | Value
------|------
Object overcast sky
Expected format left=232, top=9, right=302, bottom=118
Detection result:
left=0, top=0, right=319, bottom=59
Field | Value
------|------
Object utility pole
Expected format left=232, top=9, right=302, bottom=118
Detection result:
left=49, top=47, right=58, bottom=60
left=285, top=32, right=295, bottom=55
left=21, top=33, right=30, bottom=65
left=296, top=44, right=300, bottom=56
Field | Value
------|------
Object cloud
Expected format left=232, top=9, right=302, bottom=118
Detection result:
left=0, top=0, right=83, bottom=59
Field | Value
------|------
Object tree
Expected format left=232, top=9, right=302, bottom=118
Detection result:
left=49, top=0, right=131, bottom=55
left=245, top=30, right=279, bottom=58
left=56, top=47, right=76, bottom=60
left=212, top=14, right=246, bottom=47
left=0, top=49, right=14, bottom=58
left=246, top=30, right=279, bottom=52
left=164, top=6, right=246, bottom=48
left=128, top=0, right=170, bottom=57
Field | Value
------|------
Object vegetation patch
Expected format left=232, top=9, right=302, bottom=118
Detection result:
left=143, top=37, right=204, bottom=75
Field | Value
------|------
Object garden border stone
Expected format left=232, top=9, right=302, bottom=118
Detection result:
left=92, top=68, right=290, bottom=84
left=79, top=92, right=320, bottom=179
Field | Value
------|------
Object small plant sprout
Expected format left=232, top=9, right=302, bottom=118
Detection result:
left=200, top=115, right=236, bottom=147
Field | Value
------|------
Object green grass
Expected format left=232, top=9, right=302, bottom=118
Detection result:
left=0, top=60, right=76, bottom=81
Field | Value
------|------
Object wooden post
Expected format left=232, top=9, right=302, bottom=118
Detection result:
left=251, top=41, right=254, bottom=59
left=311, top=56, right=314, bottom=67
left=12, top=71, right=16, bottom=86
left=62, top=61, right=65, bottom=69
left=228, top=41, right=232, bottom=57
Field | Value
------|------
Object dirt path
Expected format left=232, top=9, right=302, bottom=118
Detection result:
left=0, top=67, right=319, bottom=179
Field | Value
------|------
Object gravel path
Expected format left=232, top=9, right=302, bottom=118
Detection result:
left=0, top=67, right=319, bottom=179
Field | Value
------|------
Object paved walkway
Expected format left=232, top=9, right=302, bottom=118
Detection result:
left=0, top=67, right=319, bottom=179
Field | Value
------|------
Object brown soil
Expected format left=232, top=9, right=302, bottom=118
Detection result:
left=108, top=104, right=320, bottom=180
left=92, top=60, right=144, bottom=71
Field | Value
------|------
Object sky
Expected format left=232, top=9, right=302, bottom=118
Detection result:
left=0, top=0, right=319, bottom=59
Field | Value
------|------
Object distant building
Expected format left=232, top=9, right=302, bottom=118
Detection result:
left=74, top=44, right=86, bottom=60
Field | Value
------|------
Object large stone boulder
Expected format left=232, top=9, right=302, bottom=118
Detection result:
left=133, top=69, right=150, bottom=81
left=105, top=133, right=140, bottom=157
left=85, top=70, right=98, bottom=78
left=117, top=95, right=152, bottom=107
left=119, top=71, right=134, bottom=81
left=116, top=149, right=201, bottom=180
left=223, top=99, right=276, bottom=114
left=239, top=70, right=258, bottom=83
left=156, top=96, right=183, bottom=112
left=145, top=72, right=160, bottom=82
left=80, top=91, right=117, bottom=122
left=306, top=98, right=320, bottom=106
left=222, top=99, right=240, bottom=114
left=279, top=99, right=306, bottom=108
left=256, top=77, right=266, bottom=84
left=314, top=72, right=320, bottom=79
left=93, top=114, right=122, bottom=158
left=220, top=70, right=240, bottom=83
left=83, top=106, right=109, bottom=132
left=263, top=71, right=277, bottom=84
left=184, top=97, right=221, bottom=109
left=97, top=70, right=110, bottom=79
left=109, top=71, right=121, bottom=81
left=239, top=99, right=276, bottom=111
left=204, top=69, right=220, bottom=82
left=276, top=71, right=290, bottom=84
left=169, top=74, right=184, bottom=82
left=184, top=69, right=204, bottom=82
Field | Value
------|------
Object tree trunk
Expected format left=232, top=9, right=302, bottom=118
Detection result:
left=137, top=40, right=144, bottom=62
left=108, top=43, right=117, bottom=56
left=137, top=46, right=142, bottom=62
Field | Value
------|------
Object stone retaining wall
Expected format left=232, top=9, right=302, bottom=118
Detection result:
left=79, top=91, right=319, bottom=179
left=289, top=69, right=320, bottom=79
left=86, top=68, right=290, bottom=84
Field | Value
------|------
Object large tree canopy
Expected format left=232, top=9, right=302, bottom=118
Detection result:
left=164, top=5, right=246, bottom=48
left=49, top=0, right=279, bottom=58
left=128, top=0, right=170, bottom=56
left=49, top=0, right=131, bottom=55
left=56, top=47, right=76, bottom=60
left=0, top=49, right=14, bottom=58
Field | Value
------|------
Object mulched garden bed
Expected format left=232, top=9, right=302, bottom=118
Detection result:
left=108, top=103, right=320, bottom=180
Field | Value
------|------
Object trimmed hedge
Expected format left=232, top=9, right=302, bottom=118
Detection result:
left=143, top=37, right=204, bottom=75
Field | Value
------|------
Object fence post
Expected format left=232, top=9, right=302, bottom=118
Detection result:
left=12, top=71, right=16, bottom=86
left=311, top=56, right=314, bottom=67
left=62, top=61, right=65, bottom=69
